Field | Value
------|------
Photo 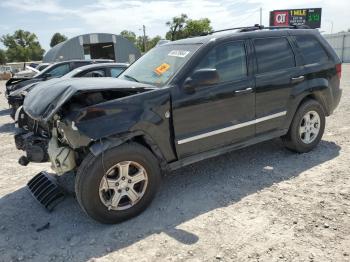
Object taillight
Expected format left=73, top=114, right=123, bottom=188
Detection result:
left=336, top=63, right=342, bottom=79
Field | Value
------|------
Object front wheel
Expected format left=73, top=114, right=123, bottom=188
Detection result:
left=75, top=143, right=161, bottom=224
left=282, top=99, right=325, bottom=153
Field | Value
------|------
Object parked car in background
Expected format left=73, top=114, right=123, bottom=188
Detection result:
left=9, top=62, right=128, bottom=120
left=36, top=63, right=51, bottom=71
left=0, top=66, right=13, bottom=80
left=14, top=63, right=51, bottom=78
left=62, top=62, right=128, bottom=78
left=5, top=59, right=113, bottom=117
left=5, top=59, right=113, bottom=96
left=15, top=25, right=342, bottom=224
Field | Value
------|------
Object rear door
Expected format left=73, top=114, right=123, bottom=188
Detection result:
left=253, top=36, right=304, bottom=135
left=171, top=40, right=256, bottom=158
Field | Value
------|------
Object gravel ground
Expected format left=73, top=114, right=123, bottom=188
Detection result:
left=0, top=66, right=349, bottom=262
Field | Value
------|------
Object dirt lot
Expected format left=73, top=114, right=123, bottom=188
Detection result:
left=0, top=66, right=349, bottom=262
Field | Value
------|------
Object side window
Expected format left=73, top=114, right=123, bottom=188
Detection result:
left=79, top=69, right=105, bottom=77
left=194, top=41, right=247, bottom=83
left=294, top=35, right=329, bottom=64
left=47, top=63, right=70, bottom=77
left=254, top=37, right=295, bottom=74
left=110, top=67, right=124, bottom=77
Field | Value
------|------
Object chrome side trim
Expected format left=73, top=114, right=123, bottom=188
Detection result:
left=177, top=111, right=287, bottom=145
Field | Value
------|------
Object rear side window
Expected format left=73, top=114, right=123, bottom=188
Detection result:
left=194, top=41, right=247, bottom=82
left=79, top=69, right=106, bottom=77
left=294, top=35, right=329, bottom=64
left=254, top=37, right=295, bottom=74
left=110, top=67, right=125, bottom=77
left=47, top=63, right=70, bottom=77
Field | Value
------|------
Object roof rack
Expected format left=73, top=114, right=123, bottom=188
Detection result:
left=203, top=24, right=310, bottom=35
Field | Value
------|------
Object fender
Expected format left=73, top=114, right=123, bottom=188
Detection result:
left=282, top=77, right=331, bottom=131
left=89, top=131, right=170, bottom=171
left=73, top=88, right=177, bottom=163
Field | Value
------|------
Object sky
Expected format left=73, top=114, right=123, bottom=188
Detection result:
left=0, top=0, right=349, bottom=52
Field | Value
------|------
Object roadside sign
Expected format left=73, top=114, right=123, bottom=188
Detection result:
left=270, top=8, right=322, bottom=28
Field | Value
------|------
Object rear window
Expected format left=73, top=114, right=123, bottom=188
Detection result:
left=294, top=35, right=329, bottom=64
left=254, top=37, right=295, bottom=74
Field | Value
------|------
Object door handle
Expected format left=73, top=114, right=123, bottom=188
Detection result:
left=234, top=87, right=253, bottom=95
left=291, top=75, right=305, bottom=84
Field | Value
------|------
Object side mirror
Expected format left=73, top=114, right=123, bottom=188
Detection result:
left=183, top=68, right=219, bottom=93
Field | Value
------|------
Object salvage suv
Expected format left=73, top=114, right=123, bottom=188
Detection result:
left=17, top=25, right=342, bottom=223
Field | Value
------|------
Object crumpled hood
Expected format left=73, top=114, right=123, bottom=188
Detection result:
left=23, top=78, right=156, bottom=122
left=9, top=82, right=40, bottom=97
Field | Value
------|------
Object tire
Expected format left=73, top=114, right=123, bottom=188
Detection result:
left=10, top=107, right=16, bottom=120
left=75, top=143, right=161, bottom=224
left=282, top=99, right=325, bottom=153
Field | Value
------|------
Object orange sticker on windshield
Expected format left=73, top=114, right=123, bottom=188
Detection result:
left=154, top=63, right=170, bottom=75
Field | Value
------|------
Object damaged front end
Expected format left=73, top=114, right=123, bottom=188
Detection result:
left=18, top=78, right=162, bottom=176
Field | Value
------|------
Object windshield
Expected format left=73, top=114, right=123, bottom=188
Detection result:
left=119, top=44, right=201, bottom=87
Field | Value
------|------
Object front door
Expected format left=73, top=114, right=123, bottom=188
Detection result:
left=171, top=40, right=255, bottom=158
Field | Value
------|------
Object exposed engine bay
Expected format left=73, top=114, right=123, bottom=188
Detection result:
left=16, top=78, right=156, bottom=175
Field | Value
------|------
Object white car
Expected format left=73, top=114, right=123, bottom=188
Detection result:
left=14, top=63, right=51, bottom=78
left=0, top=66, right=13, bottom=80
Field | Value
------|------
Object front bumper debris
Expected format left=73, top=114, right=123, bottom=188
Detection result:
left=15, top=132, right=49, bottom=165
left=27, top=171, right=65, bottom=211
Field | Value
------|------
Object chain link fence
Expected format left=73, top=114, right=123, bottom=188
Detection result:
left=324, top=33, right=350, bottom=63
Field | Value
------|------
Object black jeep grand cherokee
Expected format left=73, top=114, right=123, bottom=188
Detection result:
left=18, top=25, right=342, bottom=223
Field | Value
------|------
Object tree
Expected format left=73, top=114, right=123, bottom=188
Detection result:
left=1, top=30, right=45, bottom=62
left=50, top=32, right=67, bottom=47
left=165, top=14, right=212, bottom=40
left=120, top=30, right=137, bottom=44
left=136, top=35, right=150, bottom=52
left=184, top=18, right=212, bottom=37
left=148, top=36, right=162, bottom=50
left=0, top=49, right=6, bottom=64
left=165, top=13, right=188, bottom=40
left=121, top=30, right=161, bottom=52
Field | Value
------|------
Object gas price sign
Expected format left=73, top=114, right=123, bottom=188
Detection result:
left=270, top=8, right=322, bottom=29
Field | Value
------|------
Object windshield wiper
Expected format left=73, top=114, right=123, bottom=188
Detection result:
left=123, top=74, right=139, bottom=82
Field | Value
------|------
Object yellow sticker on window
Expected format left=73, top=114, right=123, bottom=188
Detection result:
left=154, top=63, right=170, bottom=75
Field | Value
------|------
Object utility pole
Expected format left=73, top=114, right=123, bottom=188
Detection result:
left=142, top=25, right=146, bottom=52
left=326, top=20, right=334, bottom=34
left=330, top=21, right=334, bottom=34
left=260, top=7, right=262, bottom=25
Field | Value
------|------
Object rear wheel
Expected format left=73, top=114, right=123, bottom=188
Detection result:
left=75, top=143, right=161, bottom=224
left=282, top=99, right=325, bottom=153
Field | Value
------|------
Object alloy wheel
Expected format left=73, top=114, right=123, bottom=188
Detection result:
left=299, top=110, right=321, bottom=144
left=99, top=161, right=148, bottom=210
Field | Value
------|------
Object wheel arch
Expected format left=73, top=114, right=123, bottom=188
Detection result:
left=88, top=131, right=170, bottom=172
left=283, top=89, right=329, bottom=132
left=297, top=92, right=329, bottom=116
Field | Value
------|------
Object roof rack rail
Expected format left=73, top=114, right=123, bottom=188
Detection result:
left=203, top=24, right=311, bottom=35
